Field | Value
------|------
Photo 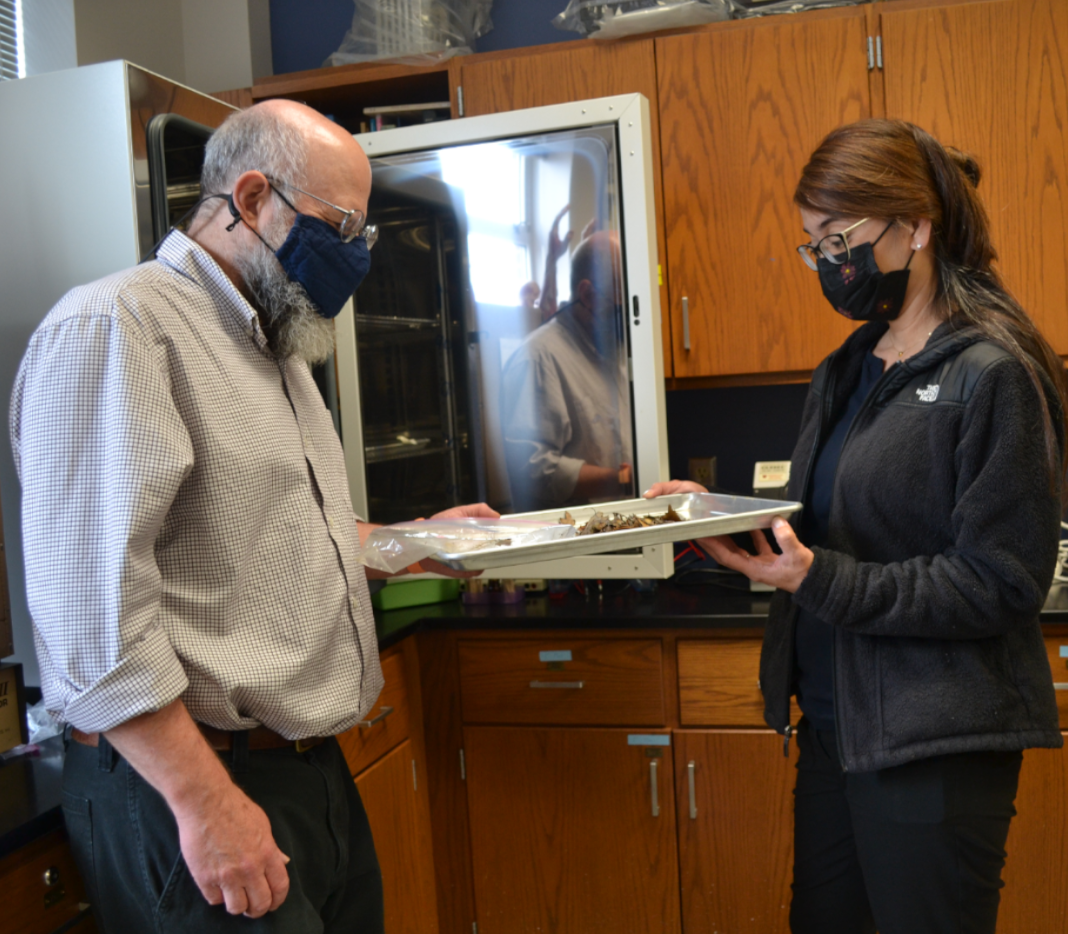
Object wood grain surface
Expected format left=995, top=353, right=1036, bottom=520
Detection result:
left=678, top=638, right=801, bottom=727
left=355, top=739, right=440, bottom=934
left=999, top=739, right=1068, bottom=932
left=464, top=726, right=681, bottom=934
left=657, top=9, right=870, bottom=377
left=0, top=829, right=95, bottom=934
left=336, top=647, right=410, bottom=777
left=1043, top=635, right=1068, bottom=728
left=458, top=637, right=665, bottom=726
left=879, top=0, right=1068, bottom=355
left=674, top=730, right=797, bottom=934
left=459, top=40, right=674, bottom=375
left=416, top=631, right=478, bottom=934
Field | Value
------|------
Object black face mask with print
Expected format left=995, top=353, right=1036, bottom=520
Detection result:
left=817, top=223, right=914, bottom=323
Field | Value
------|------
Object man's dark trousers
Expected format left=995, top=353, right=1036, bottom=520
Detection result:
left=62, top=732, right=384, bottom=933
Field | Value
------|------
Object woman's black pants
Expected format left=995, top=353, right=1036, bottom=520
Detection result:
left=790, top=719, right=1022, bottom=934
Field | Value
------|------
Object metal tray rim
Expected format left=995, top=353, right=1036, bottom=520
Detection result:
left=430, top=493, right=802, bottom=571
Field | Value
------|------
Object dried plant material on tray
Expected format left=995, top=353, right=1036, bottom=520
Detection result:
left=560, top=505, right=683, bottom=535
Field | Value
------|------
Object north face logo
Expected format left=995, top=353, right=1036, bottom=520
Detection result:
left=916, top=384, right=940, bottom=403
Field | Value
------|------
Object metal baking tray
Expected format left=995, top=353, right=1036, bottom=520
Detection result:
left=431, top=492, right=802, bottom=571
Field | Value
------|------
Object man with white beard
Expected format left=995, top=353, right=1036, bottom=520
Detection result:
left=10, top=99, right=494, bottom=933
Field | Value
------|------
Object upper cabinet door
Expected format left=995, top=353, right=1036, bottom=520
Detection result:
left=657, top=11, right=871, bottom=378
left=459, top=41, right=674, bottom=375
left=880, top=0, right=1068, bottom=355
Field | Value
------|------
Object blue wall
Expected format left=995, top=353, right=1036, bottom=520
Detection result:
left=269, top=0, right=578, bottom=75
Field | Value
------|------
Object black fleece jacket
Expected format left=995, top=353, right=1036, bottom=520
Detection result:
left=760, top=319, right=1063, bottom=772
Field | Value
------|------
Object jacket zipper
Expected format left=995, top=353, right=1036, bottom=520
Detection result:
left=824, top=357, right=902, bottom=771
left=780, top=355, right=838, bottom=750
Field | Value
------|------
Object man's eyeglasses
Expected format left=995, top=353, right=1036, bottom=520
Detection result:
left=797, top=217, right=869, bottom=270
left=268, top=179, right=378, bottom=249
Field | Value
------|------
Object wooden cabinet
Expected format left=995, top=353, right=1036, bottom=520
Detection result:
left=463, top=725, right=681, bottom=934
left=678, top=638, right=801, bottom=726
left=457, top=40, right=674, bottom=375
left=457, top=637, right=665, bottom=725
left=675, top=730, right=797, bottom=934
left=998, top=739, right=1068, bottom=932
left=356, top=739, right=440, bottom=934
left=0, top=829, right=96, bottom=934
left=337, top=649, right=412, bottom=775
left=337, top=641, right=439, bottom=934
left=657, top=8, right=871, bottom=379
left=245, top=0, right=1068, bottom=381
left=878, top=0, right=1068, bottom=356
left=1043, top=634, right=1068, bottom=726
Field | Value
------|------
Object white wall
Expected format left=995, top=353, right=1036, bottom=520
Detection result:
left=181, top=0, right=272, bottom=92
left=23, top=0, right=78, bottom=76
left=72, top=0, right=270, bottom=91
left=74, top=0, right=186, bottom=81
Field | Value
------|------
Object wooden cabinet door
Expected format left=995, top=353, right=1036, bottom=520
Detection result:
left=879, top=0, right=1068, bottom=354
left=463, top=726, right=681, bottom=934
left=657, top=10, right=871, bottom=378
left=0, top=829, right=96, bottom=934
left=675, top=730, right=797, bottom=934
left=356, top=738, right=440, bottom=934
left=999, top=739, right=1068, bottom=932
left=459, top=41, right=674, bottom=375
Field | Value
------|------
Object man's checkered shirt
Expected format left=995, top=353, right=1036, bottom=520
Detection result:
left=10, top=231, right=383, bottom=738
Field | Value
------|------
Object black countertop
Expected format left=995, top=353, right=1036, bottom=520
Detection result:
left=5, top=581, right=1068, bottom=861
left=0, top=734, right=65, bottom=859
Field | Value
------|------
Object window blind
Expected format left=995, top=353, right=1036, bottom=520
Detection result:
left=0, top=0, right=18, bottom=81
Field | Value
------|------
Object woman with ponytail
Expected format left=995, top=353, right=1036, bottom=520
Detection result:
left=649, top=119, right=1067, bottom=934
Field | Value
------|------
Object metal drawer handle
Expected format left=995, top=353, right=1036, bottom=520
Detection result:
left=529, top=680, right=585, bottom=689
left=650, top=759, right=660, bottom=817
left=1054, top=683, right=1068, bottom=691
left=688, top=760, right=697, bottom=820
left=358, top=705, right=394, bottom=728
left=682, top=296, right=691, bottom=351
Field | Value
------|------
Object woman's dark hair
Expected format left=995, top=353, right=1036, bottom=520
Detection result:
left=795, top=118, right=1068, bottom=493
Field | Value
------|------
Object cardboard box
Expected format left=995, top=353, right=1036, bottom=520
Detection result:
left=0, top=662, right=28, bottom=753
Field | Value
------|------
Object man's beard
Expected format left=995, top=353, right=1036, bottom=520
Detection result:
left=232, top=213, right=337, bottom=364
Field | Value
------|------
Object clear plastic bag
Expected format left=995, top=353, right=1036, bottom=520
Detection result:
left=26, top=699, right=63, bottom=743
left=358, top=518, right=576, bottom=574
left=324, top=0, right=494, bottom=67
left=552, top=0, right=732, bottom=39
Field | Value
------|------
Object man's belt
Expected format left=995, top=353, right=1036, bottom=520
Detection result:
left=70, top=723, right=327, bottom=754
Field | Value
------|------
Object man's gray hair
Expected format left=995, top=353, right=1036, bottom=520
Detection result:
left=200, top=105, right=309, bottom=197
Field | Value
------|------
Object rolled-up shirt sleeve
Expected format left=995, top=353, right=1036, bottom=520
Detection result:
left=11, top=295, right=193, bottom=732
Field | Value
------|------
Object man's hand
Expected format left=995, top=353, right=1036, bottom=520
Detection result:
left=643, top=480, right=708, bottom=497
left=696, top=517, right=813, bottom=594
left=105, top=699, right=291, bottom=918
left=173, top=780, right=291, bottom=916
left=431, top=503, right=500, bottom=521
left=419, top=503, right=501, bottom=578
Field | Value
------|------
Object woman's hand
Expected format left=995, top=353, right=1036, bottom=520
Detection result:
left=643, top=480, right=708, bottom=497
left=696, top=517, right=813, bottom=594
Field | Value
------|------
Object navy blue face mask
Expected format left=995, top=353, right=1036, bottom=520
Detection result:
left=228, top=194, right=372, bottom=319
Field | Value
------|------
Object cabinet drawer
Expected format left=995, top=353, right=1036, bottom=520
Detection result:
left=458, top=638, right=664, bottom=726
left=1044, top=637, right=1068, bottom=729
left=678, top=639, right=800, bottom=727
left=337, top=649, right=410, bottom=777
left=0, top=829, right=94, bottom=934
